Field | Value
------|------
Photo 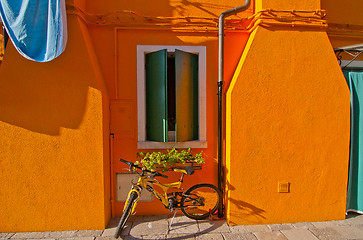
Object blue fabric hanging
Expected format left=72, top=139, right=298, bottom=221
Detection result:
left=0, top=0, right=67, bottom=62
left=344, top=71, right=363, bottom=213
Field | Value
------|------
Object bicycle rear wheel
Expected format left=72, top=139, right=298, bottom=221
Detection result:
left=114, top=191, right=139, bottom=238
left=181, top=183, right=221, bottom=220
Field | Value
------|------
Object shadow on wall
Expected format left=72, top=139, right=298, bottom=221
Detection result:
left=321, top=0, right=363, bottom=25
left=172, top=0, right=237, bottom=17
left=226, top=180, right=266, bottom=225
left=88, top=0, right=238, bottom=18
left=0, top=16, right=98, bottom=136
left=0, top=0, right=245, bottom=136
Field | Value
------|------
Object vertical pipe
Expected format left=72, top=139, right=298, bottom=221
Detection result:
left=114, top=28, right=119, bottom=99
left=110, top=133, right=115, bottom=218
left=218, top=0, right=251, bottom=218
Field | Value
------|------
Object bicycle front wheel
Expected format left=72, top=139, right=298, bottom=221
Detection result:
left=181, top=183, right=221, bottom=220
left=114, top=191, right=139, bottom=238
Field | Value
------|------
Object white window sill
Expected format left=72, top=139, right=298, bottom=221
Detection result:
left=137, top=141, right=207, bottom=149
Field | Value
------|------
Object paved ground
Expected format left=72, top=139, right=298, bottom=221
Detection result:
left=1, top=213, right=363, bottom=240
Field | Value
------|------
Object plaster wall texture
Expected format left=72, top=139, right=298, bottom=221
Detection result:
left=0, top=0, right=252, bottom=231
left=84, top=0, right=252, bottom=217
left=322, top=0, right=363, bottom=61
left=226, top=26, right=350, bottom=225
left=85, top=0, right=254, bottom=18
left=0, top=0, right=357, bottom=231
left=322, top=0, right=363, bottom=26
left=256, top=0, right=320, bottom=12
left=0, top=16, right=110, bottom=232
left=109, top=29, right=249, bottom=216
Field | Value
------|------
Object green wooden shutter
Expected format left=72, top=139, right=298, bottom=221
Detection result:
left=145, top=49, right=168, bottom=142
left=175, top=49, right=199, bottom=142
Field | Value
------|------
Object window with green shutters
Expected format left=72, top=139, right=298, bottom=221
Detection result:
left=137, top=45, right=207, bottom=149
left=145, top=49, right=199, bottom=142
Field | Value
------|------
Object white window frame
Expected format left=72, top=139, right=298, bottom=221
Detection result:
left=137, top=45, right=207, bottom=149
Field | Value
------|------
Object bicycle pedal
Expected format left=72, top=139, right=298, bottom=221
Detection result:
left=208, top=209, right=225, bottom=221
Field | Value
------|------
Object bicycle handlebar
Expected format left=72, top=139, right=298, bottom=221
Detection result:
left=119, top=158, right=168, bottom=178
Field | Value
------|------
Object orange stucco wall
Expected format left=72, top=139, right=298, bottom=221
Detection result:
left=322, top=0, right=363, bottom=26
left=225, top=0, right=351, bottom=223
left=0, top=0, right=358, bottom=231
left=110, top=29, right=250, bottom=216
left=0, top=15, right=110, bottom=232
left=322, top=0, right=363, bottom=61
left=0, top=0, right=253, bottom=231
left=0, top=26, right=3, bottom=62
left=83, top=0, right=252, bottom=217
left=256, top=0, right=320, bottom=12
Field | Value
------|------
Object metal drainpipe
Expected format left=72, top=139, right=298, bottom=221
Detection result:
left=218, top=0, right=251, bottom=218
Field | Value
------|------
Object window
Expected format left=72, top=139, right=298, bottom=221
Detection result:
left=137, top=45, right=207, bottom=149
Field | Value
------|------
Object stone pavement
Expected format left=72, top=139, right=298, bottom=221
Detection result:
left=1, top=213, right=363, bottom=240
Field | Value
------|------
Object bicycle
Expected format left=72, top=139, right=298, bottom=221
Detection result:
left=114, top=158, right=222, bottom=238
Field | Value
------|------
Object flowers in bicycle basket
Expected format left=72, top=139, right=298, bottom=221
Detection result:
left=135, top=147, right=205, bottom=171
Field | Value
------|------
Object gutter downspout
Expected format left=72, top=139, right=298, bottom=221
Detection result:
left=218, top=0, right=251, bottom=218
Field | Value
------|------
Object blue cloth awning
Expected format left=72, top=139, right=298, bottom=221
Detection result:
left=0, top=0, right=67, bottom=62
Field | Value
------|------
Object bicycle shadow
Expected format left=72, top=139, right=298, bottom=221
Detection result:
left=108, top=215, right=229, bottom=240
left=225, top=180, right=266, bottom=225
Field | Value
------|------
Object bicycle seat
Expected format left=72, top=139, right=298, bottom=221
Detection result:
left=174, top=166, right=195, bottom=175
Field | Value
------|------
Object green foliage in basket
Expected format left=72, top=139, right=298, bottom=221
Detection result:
left=136, top=147, right=204, bottom=171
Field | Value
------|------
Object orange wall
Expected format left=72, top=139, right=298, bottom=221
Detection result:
left=0, top=0, right=254, bottom=231
left=83, top=0, right=253, bottom=217
left=322, top=0, right=363, bottom=61
left=112, top=29, right=220, bottom=215
left=0, top=15, right=110, bottom=232
left=322, top=0, right=363, bottom=26
left=1, top=0, right=356, bottom=231
left=0, top=24, right=3, bottom=62
left=223, top=0, right=352, bottom=226
left=110, top=29, right=250, bottom=216
left=226, top=25, right=350, bottom=226
left=256, top=0, right=320, bottom=12
left=86, top=0, right=254, bottom=17
left=85, top=0, right=254, bottom=100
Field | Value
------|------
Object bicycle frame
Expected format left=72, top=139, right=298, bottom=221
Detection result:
left=115, top=159, right=221, bottom=239
left=125, top=171, right=187, bottom=214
